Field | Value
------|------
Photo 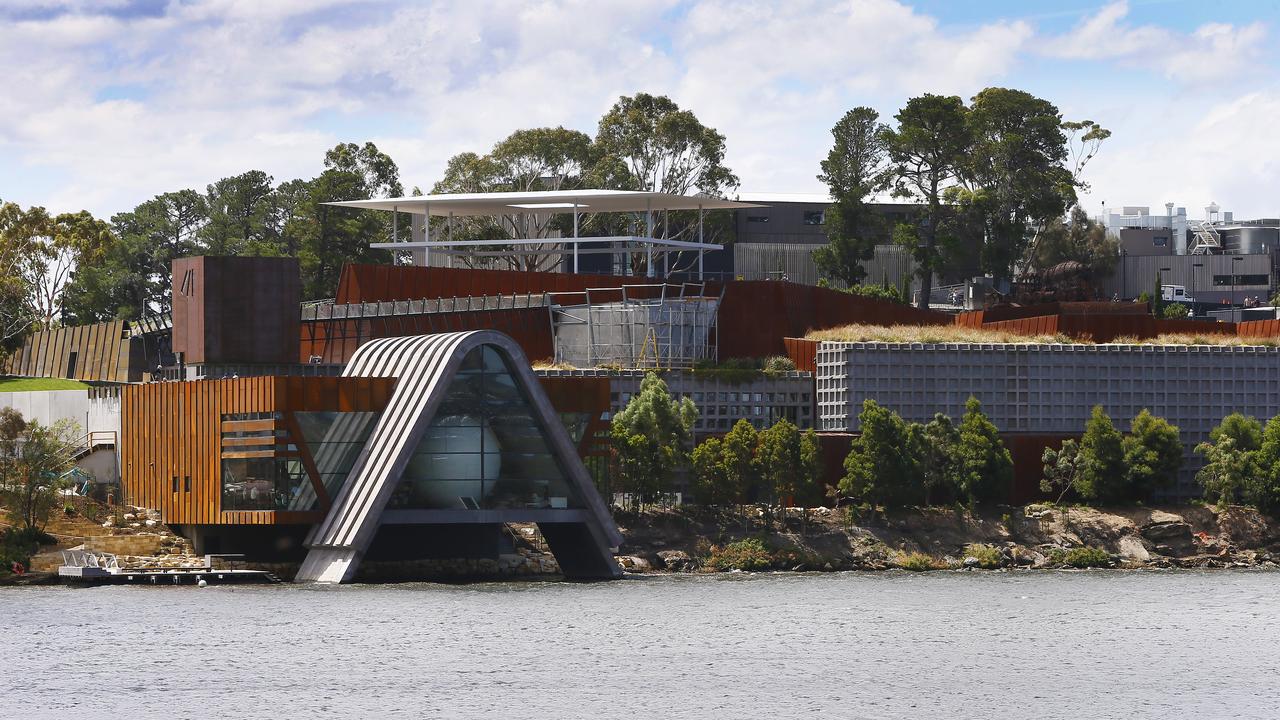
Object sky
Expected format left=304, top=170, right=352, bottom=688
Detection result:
left=1, top=0, right=1278, bottom=220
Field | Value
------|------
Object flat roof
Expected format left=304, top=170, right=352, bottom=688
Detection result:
left=327, top=190, right=763, bottom=217
left=735, top=191, right=913, bottom=206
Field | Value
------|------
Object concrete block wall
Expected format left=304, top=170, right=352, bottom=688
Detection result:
left=817, top=341, right=1280, bottom=500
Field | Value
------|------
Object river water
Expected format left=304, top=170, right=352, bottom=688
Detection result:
left=2, top=570, right=1277, bottom=719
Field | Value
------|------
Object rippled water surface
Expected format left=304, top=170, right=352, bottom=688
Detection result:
left=2, top=570, right=1277, bottom=719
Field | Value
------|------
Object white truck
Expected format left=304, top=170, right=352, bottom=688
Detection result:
left=1161, top=284, right=1194, bottom=304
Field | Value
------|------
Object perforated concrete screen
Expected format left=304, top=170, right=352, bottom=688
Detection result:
left=818, top=341, right=1280, bottom=500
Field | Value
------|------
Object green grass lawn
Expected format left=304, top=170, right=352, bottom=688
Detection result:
left=0, top=376, right=90, bottom=391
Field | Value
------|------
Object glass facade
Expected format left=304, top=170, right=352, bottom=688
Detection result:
left=220, top=410, right=381, bottom=512
left=292, top=411, right=381, bottom=507
left=221, top=457, right=309, bottom=511
left=389, top=345, right=581, bottom=511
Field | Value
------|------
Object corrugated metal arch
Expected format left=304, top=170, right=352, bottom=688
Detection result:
left=297, top=330, right=621, bottom=582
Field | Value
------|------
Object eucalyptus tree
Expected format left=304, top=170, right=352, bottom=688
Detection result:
left=433, top=127, right=595, bottom=271
left=593, top=93, right=738, bottom=275
left=957, top=88, right=1075, bottom=282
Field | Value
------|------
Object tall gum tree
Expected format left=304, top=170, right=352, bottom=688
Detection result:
left=954, top=88, right=1075, bottom=284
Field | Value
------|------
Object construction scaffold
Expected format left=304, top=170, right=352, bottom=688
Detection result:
left=547, top=283, right=721, bottom=370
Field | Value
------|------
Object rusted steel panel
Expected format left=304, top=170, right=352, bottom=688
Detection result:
left=783, top=337, right=818, bottom=373
left=1239, top=319, right=1280, bottom=337
left=718, top=282, right=950, bottom=360
left=171, top=256, right=301, bottom=364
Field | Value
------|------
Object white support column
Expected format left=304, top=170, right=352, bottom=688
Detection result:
left=392, top=205, right=398, bottom=242
left=423, top=202, right=431, bottom=267
left=645, top=199, right=654, bottom=278
left=698, top=203, right=704, bottom=281
left=410, top=212, right=425, bottom=266
left=573, top=202, right=579, bottom=273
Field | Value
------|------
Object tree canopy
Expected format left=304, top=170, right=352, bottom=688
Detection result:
left=813, top=107, right=891, bottom=287
left=884, top=94, right=970, bottom=309
left=609, top=372, right=697, bottom=506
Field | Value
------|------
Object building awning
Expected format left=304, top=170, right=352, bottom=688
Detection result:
left=326, top=189, right=763, bottom=217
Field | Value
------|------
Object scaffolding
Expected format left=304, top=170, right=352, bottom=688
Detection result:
left=548, top=283, right=721, bottom=369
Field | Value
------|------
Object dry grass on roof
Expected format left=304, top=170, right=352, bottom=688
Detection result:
left=805, top=323, right=1070, bottom=345
left=805, top=323, right=1280, bottom=347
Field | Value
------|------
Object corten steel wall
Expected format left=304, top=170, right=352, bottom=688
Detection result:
left=535, top=375, right=612, bottom=456
left=815, top=432, right=1069, bottom=504
left=1155, top=318, right=1237, bottom=336
left=171, top=256, right=301, bottom=364
left=817, top=341, right=1280, bottom=500
left=981, top=314, right=1238, bottom=342
left=334, top=264, right=668, bottom=304
left=982, top=315, right=1062, bottom=337
left=783, top=337, right=818, bottom=373
left=1237, top=319, right=1280, bottom=338
left=300, top=307, right=554, bottom=364
left=4, top=320, right=144, bottom=383
left=120, top=376, right=394, bottom=526
left=332, top=266, right=951, bottom=364
left=717, top=282, right=951, bottom=359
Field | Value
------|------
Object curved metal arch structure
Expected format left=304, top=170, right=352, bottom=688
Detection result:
left=296, top=330, right=622, bottom=583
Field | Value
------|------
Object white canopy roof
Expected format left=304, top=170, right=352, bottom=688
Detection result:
left=326, top=189, right=763, bottom=217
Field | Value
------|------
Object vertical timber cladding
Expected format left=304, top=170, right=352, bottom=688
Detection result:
left=120, top=376, right=396, bottom=526
left=171, top=256, right=301, bottom=365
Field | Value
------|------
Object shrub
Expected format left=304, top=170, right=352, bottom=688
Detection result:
left=1049, top=546, right=1111, bottom=568
left=0, top=527, right=55, bottom=574
left=845, top=282, right=904, bottom=304
left=895, top=551, right=941, bottom=571
left=761, top=355, right=796, bottom=375
left=1160, top=303, right=1189, bottom=319
left=705, top=538, right=775, bottom=571
left=962, top=543, right=1004, bottom=569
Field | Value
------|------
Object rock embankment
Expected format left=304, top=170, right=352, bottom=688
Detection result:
left=612, top=504, right=1280, bottom=573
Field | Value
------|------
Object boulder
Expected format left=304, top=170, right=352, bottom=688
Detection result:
left=617, top=555, right=652, bottom=572
left=1117, top=535, right=1152, bottom=563
left=1141, top=517, right=1196, bottom=557
left=656, top=550, right=693, bottom=572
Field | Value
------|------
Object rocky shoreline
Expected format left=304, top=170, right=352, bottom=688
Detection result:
left=612, top=504, right=1280, bottom=573
left=9, top=503, right=1277, bottom=586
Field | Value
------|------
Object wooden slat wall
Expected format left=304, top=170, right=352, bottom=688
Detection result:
left=120, top=376, right=395, bottom=526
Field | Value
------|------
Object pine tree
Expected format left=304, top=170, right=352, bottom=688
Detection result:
left=956, top=397, right=1013, bottom=504
left=1075, top=406, right=1126, bottom=503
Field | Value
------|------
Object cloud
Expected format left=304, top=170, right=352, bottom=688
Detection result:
left=1043, top=1, right=1266, bottom=83
left=671, top=0, right=1032, bottom=193
left=0, top=0, right=1276, bottom=224
left=1085, top=90, right=1280, bottom=220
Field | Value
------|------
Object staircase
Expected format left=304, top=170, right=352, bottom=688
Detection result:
left=57, top=431, right=117, bottom=492
left=1189, top=221, right=1222, bottom=255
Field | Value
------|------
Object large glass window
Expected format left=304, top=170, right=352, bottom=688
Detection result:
left=220, top=410, right=381, bottom=512
left=221, top=457, right=308, bottom=511
left=390, top=345, right=582, bottom=511
left=288, top=410, right=381, bottom=510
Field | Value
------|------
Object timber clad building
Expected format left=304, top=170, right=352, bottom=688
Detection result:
left=7, top=189, right=1280, bottom=581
